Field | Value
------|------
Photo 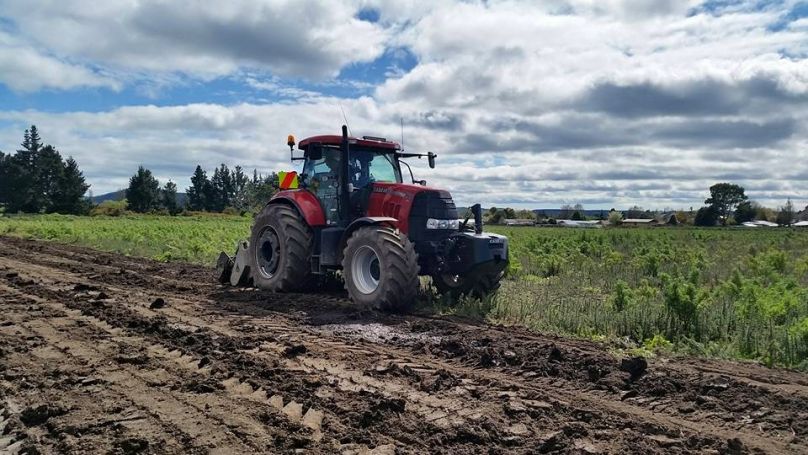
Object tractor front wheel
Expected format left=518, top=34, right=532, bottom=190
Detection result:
left=249, top=204, right=315, bottom=292
left=342, top=226, right=419, bottom=312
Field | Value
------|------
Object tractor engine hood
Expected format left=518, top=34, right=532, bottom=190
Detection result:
left=366, top=182, right=457, bottom=235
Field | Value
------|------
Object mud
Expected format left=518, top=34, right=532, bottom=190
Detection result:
left=1, top=236, right=806, bottom=454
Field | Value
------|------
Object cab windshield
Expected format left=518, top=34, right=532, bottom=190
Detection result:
left=303, top=146, right=402, bottom=188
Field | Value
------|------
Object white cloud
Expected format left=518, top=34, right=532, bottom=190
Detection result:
left=1, top=0, right=807, bottom=209
left=1, top=98, right=806, bottom=209
left=1, top=0, right=390, bottom=80
left=0, top=31, right=118, bottom=91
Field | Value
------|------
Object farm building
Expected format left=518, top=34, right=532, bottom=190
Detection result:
left=622, top=218, right=658, bottom=227
left=504, top=219, right=536, bottom=226
left=556, top=220, right=602, bottom=228
left=742, top=220, right=780, bottom=227
left=658, top=213, right=680, bottom=225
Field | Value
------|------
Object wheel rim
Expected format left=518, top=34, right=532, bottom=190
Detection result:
left=351, top=245, right=381, bottom=294
left=256, top=226, right=281, bottom=278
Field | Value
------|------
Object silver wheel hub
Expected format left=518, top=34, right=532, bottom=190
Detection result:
left=351, top=245, right=381, bottom=294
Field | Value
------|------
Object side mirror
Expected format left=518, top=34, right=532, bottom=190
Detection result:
left=306, top=146, right=323, bottom=161
left=416, top=179, right=427, bottom=186
left=427, top=152, right=436, bottom=169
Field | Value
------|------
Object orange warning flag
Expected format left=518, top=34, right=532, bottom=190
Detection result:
left=278, top=171, right=299, bottom=189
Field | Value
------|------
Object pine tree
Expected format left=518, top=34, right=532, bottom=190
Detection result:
left=776, top=199, right=795, bottom=226
left=126, top=166, right=161, bottom=213
left=202, top=177, right=215, bottom=212
left=0, top=151, right=9, bottom=210
left=208, top=166, right=223, bottom=212
left=186, top=165, right=209, bottom=211
left=16, top=126, right=41, bottom=166
left=28, top=125, right=41, bottom=154
left=231, top=165, right=248, bottom=211
left=245, top=170, right=278, bottom=212
left=1, top=125, right=90, bottom=214
left=53, top=157, right=90, bottom=214
left=35, top=145, right=65, bottom=212
left=161, top=181, right=180, bottom=215
left=216, top=163, right=233, bottom=211
left=9, top=126, right=40, bottom=212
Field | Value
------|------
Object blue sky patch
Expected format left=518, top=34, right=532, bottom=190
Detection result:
left=357, top=8, right=381, bottom=23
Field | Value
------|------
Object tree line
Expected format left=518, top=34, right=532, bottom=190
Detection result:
left=1, top=127, right=804, bottom=223
left=0, top=125, right=280, bottom=217
left=485, top=183, right=805, bottom=227
left=122, top=164, right=278, bottom=215
left=0, top=126, right=90, bottom=214
left=694, top=183, right=799, bottom=227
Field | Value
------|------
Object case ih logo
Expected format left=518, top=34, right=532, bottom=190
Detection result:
left=372, top=186, right=410, bottom=200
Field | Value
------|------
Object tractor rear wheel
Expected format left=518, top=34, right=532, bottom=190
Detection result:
left=342, top=226, right=419, bottom=312
left=433, top=270, right=504, bottom=300
left=249, top=204, right=315, bottom=292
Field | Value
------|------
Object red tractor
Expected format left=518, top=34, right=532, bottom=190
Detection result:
left=219, top=126, right=508, bottom=312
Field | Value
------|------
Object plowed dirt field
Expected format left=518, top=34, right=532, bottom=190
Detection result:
left=1, top=236, right=806, bottom=454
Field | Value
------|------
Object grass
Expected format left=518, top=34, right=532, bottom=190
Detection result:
left=0, top=213, right=251, bottom=264
left=2, top=214, right=807, bottom=369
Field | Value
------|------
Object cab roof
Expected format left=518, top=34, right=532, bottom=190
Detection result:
left=298, top=135, right=401, bottom=151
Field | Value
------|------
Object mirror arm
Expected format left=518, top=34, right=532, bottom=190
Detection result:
left=399, top=159, right=417, bottom=184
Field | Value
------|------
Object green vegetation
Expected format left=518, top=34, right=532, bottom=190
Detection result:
left=2, top=214, right=807, bottom=369
left=0, top=214, right=249, bottom=263
left=495, top=226, right=808, bottom=369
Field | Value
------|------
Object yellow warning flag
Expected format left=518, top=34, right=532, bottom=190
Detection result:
left=278, top=171, right=299, bottom=190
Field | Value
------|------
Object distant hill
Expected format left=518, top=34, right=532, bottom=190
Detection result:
left=91, top=190, right=126, bottom=204
left=92, top=190, right=187, bottom=207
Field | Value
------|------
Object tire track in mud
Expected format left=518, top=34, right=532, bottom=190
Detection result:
left=0, top=262, right=434, bottom=453
left=1, top=236, right=807, bottom=453
left=0, top=239, right=796, bottom=452
left=0, top=284, right=322, bottom=454
left=1, top=293, right=204, bottom=454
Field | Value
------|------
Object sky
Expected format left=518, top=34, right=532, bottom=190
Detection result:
left=0, top=0, right=807, bottom=210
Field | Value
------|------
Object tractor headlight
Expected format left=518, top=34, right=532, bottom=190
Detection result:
left=426, top=218, right=459, bottom=230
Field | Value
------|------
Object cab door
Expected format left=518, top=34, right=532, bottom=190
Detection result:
left=302, top=151, right=340, bottom=224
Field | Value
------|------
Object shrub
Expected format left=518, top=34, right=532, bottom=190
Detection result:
left=608, top=211, right=623, bottom=226
left=610, top=280, right=632, bottom=311
left=90, top=200, right=129, bottom=217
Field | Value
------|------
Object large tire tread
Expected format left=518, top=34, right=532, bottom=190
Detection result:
left=342, top=226, right=419, bottom=312
left=249, top=204, right=315, bottom=292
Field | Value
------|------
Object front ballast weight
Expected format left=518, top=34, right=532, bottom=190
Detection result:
left=216, top=240, right=252, bottom=287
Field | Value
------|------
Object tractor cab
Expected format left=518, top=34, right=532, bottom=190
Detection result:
left=297, top=136, right=404, bottom=225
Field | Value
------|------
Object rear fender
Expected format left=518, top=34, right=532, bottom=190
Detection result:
left=269, top=190, right=326, bottom=227
left=339, top=216, right=398, bottom=260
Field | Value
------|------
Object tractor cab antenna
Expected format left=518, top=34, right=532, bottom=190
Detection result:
left=339, top=103, right=352, bottom=137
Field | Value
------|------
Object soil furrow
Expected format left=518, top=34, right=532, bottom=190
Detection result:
left=1, top=236, right=806, bottom=454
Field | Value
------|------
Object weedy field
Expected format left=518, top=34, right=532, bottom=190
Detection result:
left=2, top=214, right=807, bottom=369
left=494, top=226, right=808, bottom=369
